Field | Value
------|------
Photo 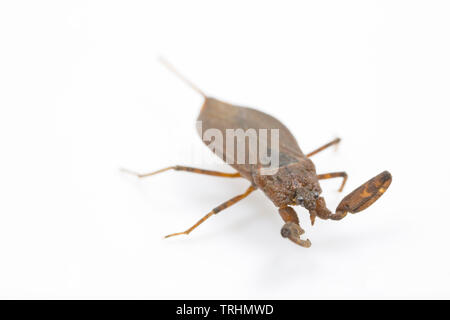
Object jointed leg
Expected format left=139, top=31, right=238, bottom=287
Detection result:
left=317, top=171, right=348, bottom=192
left=307, top=138, right=341, bottom=157
left=278, top=207, right=311, bottom=248
left=312, top=171, right=392, bottom=225
left=165, top=185, right=256, bottom=238
left=120, top=165, right=241, bottom=178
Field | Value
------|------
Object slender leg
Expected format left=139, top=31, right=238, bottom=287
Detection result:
left=317, top=171, right=348, bottom=192
left=165, top=185, right=256, bottom=238
left=120, top=165, right=241, bottom=178
left=307, top=138, right=341, bottom=157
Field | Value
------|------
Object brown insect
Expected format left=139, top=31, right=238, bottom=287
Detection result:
left=122, top=59, right=392, bottom=248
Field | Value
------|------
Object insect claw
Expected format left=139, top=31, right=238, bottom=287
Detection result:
left=290, top=238, right=311, bottom=248
left=281, top=222, right=312, bottom=248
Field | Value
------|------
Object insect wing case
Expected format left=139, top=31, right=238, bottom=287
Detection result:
left=197, top=97, right=304, bottom=179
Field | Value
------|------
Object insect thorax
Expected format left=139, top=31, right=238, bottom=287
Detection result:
left=252, top=161, right=321, bottom=208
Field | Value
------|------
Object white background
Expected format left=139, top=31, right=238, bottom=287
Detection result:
left=1, top=1, right=449, bottom=299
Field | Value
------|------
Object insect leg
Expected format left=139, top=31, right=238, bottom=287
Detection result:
left=278, top=207, right=311, bottom=248
left=120, top=166, right=241, bottom=178
left=317, top=171, right=348, bottom=192
left=312, top=171, right=392, bottom=221
left=331, top=171, right=392, bottom=220
left=306, top=138, right=341, bottom=157
left=164, top=185, right=256, bottom=238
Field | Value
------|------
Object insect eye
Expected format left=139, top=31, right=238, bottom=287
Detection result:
left=313, top=191, right=320, bottom=199
left=296, top=196, right=304, bottom=205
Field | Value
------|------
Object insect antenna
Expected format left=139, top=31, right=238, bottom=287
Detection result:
left=158, top=57, right=207, bottom=98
